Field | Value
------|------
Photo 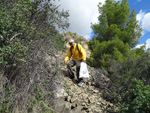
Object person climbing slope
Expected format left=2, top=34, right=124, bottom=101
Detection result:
left=64, top=39, right=86, bottom=87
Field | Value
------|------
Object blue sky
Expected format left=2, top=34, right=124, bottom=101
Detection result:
left=57, top=0, right=150, bottom=49
left=128, top=0, right=150, bottom=49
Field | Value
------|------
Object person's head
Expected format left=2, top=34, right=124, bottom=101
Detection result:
left=69, top=39, right=75, bottom=47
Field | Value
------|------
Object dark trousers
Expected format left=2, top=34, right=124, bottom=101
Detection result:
left=67, top=60, right=83, bottom=82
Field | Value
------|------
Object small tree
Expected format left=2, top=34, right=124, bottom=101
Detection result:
left=89, top=0, right=142, bottom=67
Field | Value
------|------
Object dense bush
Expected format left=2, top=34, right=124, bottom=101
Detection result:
left=88, top=0, right=149, bottom=112
left=88, top=37, right=130, bottom=67
left=99, top=50, right=150, bottom=112
left=90, top=40, right=150, bottom=112
left=0, top=0, right=69, bottom=112
left=121, top=79, right=150, bottom=113
left=0, top=2, right=29, bottom=66
left=0, top=0, right=69, bottom=67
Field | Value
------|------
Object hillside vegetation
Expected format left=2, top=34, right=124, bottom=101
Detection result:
left=88, top=0, right=150, bottom=112
left=0, top=0, right=69, bottom=112
left=1, top=0, right=150, bottom=113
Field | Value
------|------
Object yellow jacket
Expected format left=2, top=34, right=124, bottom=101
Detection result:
left=64, top=43, right=86, bottom=61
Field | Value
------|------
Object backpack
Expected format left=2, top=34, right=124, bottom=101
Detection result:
left=70, top=43, right=80, bottom=55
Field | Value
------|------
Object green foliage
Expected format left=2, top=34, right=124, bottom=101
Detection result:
left=92, top=0, right=142, bottom=48
left=92, top=41, right=150, bottom=112
left=87, top=1, right=144, bottom=87
left=0, top=40, right=28, bottom=65
left=0, top=86, right=16, bottom=113
left=90, top=37, right=130, bottom=67
left=89, top=0, right=142, bottom=68
left=0, top=101, right=10, bottom=113
left=98, top=48, right=150, bottom=112
left=0, top=1, right=29, bottom=66
left=31, top=85, right=54, bottom=113
left=51, top=33, right=66, bottom=51
left=0, top=0, right=69, bottom=112
left=86, top=57, right=98, bottom=67
left=33, top=86, right=43, bottom=101
left=121, top=79, right=150, bottom=113
left=0, top=4, right=28, bottom=43
left=0, top=0, right=69, bottom=67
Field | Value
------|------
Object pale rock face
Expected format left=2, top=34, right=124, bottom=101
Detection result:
left=53, top=88, right=68, bottom=98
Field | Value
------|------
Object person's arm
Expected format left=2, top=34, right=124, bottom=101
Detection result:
left=78, top=44, right=86, bottom=62
left=64, top=48, right=72, bottom=64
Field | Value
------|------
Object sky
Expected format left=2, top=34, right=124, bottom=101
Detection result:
left=56, top=0, right=150, bottom=49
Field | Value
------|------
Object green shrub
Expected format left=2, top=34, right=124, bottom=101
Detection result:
left=121, top=78, right=150, bottom=113
left=86, top=57, right=99, bottom=67
left=0, top=40, right=28, bottom=66
left=51, top=33, right=66, bottom=51
left=89, top=37, right=130, bottom=68
left=0, top=0, right=69, bottom=113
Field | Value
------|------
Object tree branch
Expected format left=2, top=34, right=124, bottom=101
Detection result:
left=10, top=33, right=21, bottom=41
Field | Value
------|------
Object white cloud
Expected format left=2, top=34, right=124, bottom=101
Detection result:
left=145, top=39, right=150, bottom=49
left=136, top=11, right=150, bottom=50
left=136, top=38, right=150, bottom=50
left=141, top=31, right=145, bottom=37
left=136, top=10, right=145, bottom=25
left=137, top=0, right=142, bottom=2
left=142, top=13, right=150, bottom=31
left=56, top=0, right=105, bottom=39
left=136, top=44, right=144, bottom=49
left=136, top=10, right=150, bottom=32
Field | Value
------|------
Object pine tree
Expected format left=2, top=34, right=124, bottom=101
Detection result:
left=89, top=0, right=142, bottom=67
left=91, top=0, right=142, bottom=48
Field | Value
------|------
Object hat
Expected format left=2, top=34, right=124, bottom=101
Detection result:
left=69, top=39, right=74, bottom=43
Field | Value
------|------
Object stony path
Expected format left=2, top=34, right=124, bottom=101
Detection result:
left=62, top=75, right=118, bottom=113
left=53, top=51, right=119, bottom=113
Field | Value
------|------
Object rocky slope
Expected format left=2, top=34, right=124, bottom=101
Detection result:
left=52, top=50, right=119, bottom=113
left=0, top=31, right=119, bottom=113
left=52, top=32, right=120, bottom=113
